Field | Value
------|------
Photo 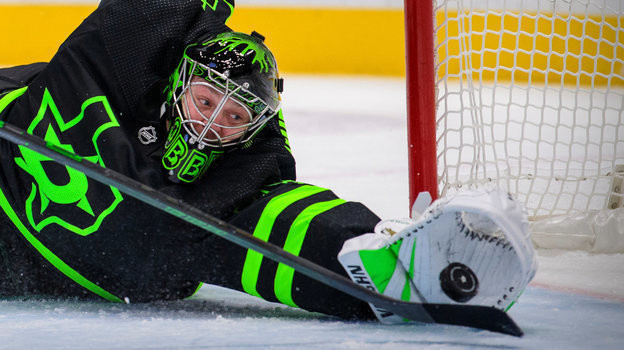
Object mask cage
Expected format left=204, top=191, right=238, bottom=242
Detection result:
left=170, top=58, right=280, bottom=149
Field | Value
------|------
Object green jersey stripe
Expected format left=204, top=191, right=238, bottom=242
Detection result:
left=274, top=198, right=346, bottom=307
left=241, top=185, right=327, bottom=298
left=276, top=110, right=291, bottom=152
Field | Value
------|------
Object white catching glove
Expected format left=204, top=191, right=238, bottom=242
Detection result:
left=338, top=188, right=538, bottom=323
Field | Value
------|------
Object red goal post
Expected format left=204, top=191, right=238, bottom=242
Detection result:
left=404, top=0, right=624, bottom=252
left=404, top=0, right=438, bottom=206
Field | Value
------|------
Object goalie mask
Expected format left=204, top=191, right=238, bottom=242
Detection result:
left=163, top=31, right=283, bottom=183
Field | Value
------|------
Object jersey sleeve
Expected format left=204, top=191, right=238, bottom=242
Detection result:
left=59, top=0, right=235, bottom=118
left=0, top=1, right=310, bottom=304
left=1, top=0, right=236, bottom=186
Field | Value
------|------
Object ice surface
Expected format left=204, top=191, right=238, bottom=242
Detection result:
left=1, top=284, right=623, bottom=349
left=0, top=75, right=622, bottom=349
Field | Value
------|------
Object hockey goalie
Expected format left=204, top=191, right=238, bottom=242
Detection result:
left=0, top=0, right=536, bottom=327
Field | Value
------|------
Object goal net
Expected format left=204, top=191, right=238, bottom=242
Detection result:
left=406, top=0, right=624, bottom=252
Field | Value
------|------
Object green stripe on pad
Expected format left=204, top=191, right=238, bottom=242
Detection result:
left=359, top=245, right=401, bottom=294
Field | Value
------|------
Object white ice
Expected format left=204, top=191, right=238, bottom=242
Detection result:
left=0, top=75, right=622, bottom=349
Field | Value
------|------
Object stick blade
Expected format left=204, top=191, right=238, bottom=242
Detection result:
left=423, top=303, right=524, bottom=337
left=375, top=297, right=524, bottom=337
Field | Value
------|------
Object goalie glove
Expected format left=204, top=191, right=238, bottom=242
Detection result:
left=338, top=189, right=537, bottom=323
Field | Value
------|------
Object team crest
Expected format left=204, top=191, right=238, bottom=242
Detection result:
left=14, top=88, right=123, bottom=236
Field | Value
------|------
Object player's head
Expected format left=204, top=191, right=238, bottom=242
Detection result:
left=163, top=31, right=283, bottom=183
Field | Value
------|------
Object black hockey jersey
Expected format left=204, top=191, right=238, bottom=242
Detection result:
left=0, top=1, right=378, bottom=321
left=0, top=0, right=296, bottom=301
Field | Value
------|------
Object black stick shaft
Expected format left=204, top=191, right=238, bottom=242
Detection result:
left=0, top=121, right=523, bottom=336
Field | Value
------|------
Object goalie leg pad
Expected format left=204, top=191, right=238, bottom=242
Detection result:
left=337, top=233, right=421, bottom=323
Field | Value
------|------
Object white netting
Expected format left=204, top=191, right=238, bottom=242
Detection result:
left=434, top=0, right=624, bottom=252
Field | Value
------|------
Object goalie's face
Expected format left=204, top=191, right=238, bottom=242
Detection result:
left=183, top=77, right=254, bottom=146
left=163, top=32, right=282, bottom=184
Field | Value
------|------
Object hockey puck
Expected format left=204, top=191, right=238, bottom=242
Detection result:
left=439, top=262, right=479, bottom=303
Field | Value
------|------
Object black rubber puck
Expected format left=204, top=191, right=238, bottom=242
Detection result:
left=439, top=262, right=479, bottom=303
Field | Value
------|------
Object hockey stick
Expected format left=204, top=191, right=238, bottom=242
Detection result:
left=0, top=121, right=523, bottom=337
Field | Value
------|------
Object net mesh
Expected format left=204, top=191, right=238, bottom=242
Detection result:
left=435, top=0, right=624, bottom=214
left=434, top=0, right=624, bottom=251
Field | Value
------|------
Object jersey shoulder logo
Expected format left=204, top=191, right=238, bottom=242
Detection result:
left=14, top=88, right=123, bottom=236
left=138, top=126, right=158, bottom=145
left=200, top=0, right=234, bottom=14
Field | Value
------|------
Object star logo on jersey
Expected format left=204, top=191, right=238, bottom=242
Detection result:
left=14, top=88, right=123, bottom=236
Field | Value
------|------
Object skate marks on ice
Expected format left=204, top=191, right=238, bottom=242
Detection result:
left=1, top=284, right=624, bottom=349
left=0, top=76, right=621, bottom=348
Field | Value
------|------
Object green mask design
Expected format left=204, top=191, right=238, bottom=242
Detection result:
left=162, top=31, right=283, bottom=182
left=206, top=33, right=276, bottom=73
left=162, top=113, right=223, bottom=183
